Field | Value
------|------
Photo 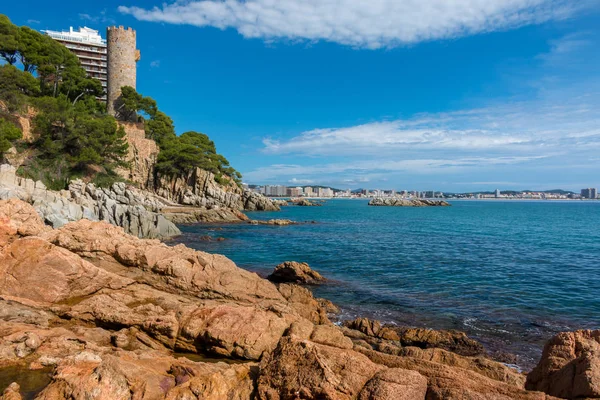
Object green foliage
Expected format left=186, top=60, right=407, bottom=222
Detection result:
left=0, top=65, right=40, bottom=111
left=116, top=86, right=157, bottom=122
left=0, top=16, right=242, bottom=189
left=0, top=14, right=103, bottom=103
left=0, top=15, right=18, bottom=65
left=23, top=95, right=129, bottom=188
left=116, top=87, right=242, bottom=185
left=0, top=117, right=22, bottom=155
left=145, top=111, right=176, bottom=145
left=18, top=158, right=71, bottom=191
left=155, top=131, right=241, bottom=185
left=91, top=170, right=125, bottom=188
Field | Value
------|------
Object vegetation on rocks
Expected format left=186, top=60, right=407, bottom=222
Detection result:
left=118, top=85, right=242, bottom=185
left=0, top=14, right=240, bottom=189
left=0, top=15, right=126, bottom=189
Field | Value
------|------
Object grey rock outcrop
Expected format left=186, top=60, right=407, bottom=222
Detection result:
left=242, top=190, right=280, bottom=211
left=0, top=164, right=179, bottom=239
left=369, top=198, right=451, bottom=207
left=114, top=123, right=279, bottom=214
left=150, top=167, right=279, bottom=212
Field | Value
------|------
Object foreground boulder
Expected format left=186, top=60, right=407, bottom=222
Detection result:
left=0, top=198, right=49, bottom=248
left=268, top=261, right=326, bottom=285
left=257, top=336, right=389, bottom=399
left=526, top=330, right=600, bottom=399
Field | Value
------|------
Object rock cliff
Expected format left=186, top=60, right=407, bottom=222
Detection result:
left=0, top=164, right=179, bottom=239
left=115, top=122, right=279, bottom=213
left=0, top=199, right=580, bottom=400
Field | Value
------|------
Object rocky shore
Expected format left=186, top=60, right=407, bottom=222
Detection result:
left=0, top=122, right=280, bottom=240
left=369, top=198, right=451, bottom=207
left=1, top=198, right=597, bottom=399
left=0, top=162, right=278, bottom=239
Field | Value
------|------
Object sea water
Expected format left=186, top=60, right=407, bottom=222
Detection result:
left=174, top=199, right=600, bottom=368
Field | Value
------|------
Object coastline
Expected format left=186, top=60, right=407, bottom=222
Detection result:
left=1, top=198, right=598, bottom=399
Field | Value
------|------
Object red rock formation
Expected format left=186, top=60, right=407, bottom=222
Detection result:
left=0, top=199, right=571, bottom=400
left=526, top=330, right=600, bottom=399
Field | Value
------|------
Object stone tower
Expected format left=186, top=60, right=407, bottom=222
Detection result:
left=106, top=26, right=140, bottom=117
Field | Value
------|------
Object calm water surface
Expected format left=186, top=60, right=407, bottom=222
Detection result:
left=174, top=199, right=600, bottom=368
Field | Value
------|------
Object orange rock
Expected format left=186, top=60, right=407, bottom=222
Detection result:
left=0, top=237, right=132, bottom=304
left=526, top=330, right=600, bottom=399
left=0, top=199, right=48, bottom=248
left=359, top=368, right=427, bottom=400
left=257, top=336, right=384, bottom=399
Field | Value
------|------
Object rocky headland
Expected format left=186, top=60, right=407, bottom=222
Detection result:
left=369, top=198, right=451, bottom=207
left=0, top=122, right=279, bottom=239
left=1, top=198, right=597, bottom=400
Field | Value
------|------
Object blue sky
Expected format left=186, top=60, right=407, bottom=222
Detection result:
left=6, top=0, right=600, bottom=191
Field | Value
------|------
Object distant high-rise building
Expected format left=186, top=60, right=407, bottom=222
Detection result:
left=43, top=25, right=140, bottom=111
left=42, top=27, right=107, bottom=98
left=287, top=187, right=302, bottom=197
left=304, top=187, right=315, bottom=197
left=581, top=188, right=598, bottom=199
left=495, top=189, right=501, bottom=198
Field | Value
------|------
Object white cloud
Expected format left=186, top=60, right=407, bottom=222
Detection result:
left=288, top=178, right=314, bottom=184
left=118, top=0, right=587, bottom=49
left=244, top=155, right=549, bottom=183
left=244, top=89, right=600, bottom=187
left=150, top=60, right=160, bottom=68
left=261, top=99, right=600, bottom=157
left=79, top=10, right=115, bottom=24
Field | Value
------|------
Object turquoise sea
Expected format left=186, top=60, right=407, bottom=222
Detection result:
left=174, top=199, right=600, bottom=368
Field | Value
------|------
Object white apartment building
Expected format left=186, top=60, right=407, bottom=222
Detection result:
left=42, top=27, right=107, bottom=98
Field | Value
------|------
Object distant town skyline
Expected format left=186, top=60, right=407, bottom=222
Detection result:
left=5, top=1, right=600, bottom=191
left=247, top=184, right=598, bottom=200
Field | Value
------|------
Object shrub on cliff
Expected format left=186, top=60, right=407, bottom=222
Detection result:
left=118, top=86, right=242, bottom=185
left=0, top=117, right=22, bottom=156
left=0, top=65, right=40, bottom=111
left=12, top=96, right=127, bottom=189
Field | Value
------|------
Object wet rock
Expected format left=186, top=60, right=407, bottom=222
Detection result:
left=526, top=329, right=600, bottom=399
left=395, top=327, right=484, bottom=357
left=343, top=318, right=484, bottom=356
left=0, top=382, right=22, bottom=400
left=268, top=261, right=326, bottom=285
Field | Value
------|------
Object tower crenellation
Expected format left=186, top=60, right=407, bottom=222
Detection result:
left=106, top=26, right=140, bottom=117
